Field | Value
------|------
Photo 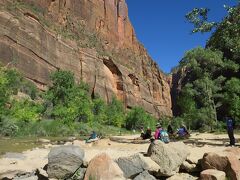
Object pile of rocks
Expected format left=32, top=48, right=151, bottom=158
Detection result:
left=5, top=141, right=240, bottom=180
left=44, top=141, right=193, bottom=180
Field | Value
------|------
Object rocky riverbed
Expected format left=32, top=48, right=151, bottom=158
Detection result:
left=0, top=133, right=240, bottom=179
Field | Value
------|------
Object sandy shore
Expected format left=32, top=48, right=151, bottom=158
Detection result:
left=0, top=133, right=239, bottom=177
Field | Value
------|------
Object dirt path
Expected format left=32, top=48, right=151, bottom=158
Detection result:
left=0, top=133, right=239, bottom=178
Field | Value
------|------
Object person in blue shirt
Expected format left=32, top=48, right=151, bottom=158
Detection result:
left=177, top=125, right=189, bottom=138
left=86, top=131, right=98, bottom=143
left=226, top=117, right=235, bottom=146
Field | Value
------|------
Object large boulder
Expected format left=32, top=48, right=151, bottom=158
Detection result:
left=47, top=145, right=85, bottom=179
left=147, top=141, right=190, bottom=176
left=200, top=169, right=226, bottom=180
left=226, top=155, right=240, bottom=180
left=133, top=171, right=156, bottom=180
left=201, top=152, right=228, bottom=171
left=166, top=173, right=198, bottom=180
left=224, top=147, right=240, bottom=160
left=201, top=152, right=240, bottom=180
left=116, top=153, right=161, bottom=178
left=84, top=153, right=125, bottom=180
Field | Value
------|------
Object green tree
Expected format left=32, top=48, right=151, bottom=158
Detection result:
left=10, top=100, right=41, bottom=123
left=0, top=66, right=9, bottom=112
left=106, top=97, right=125, bottom=127
left=92, top=96, right=108, bottom=124
left=177, top=48, right=227, bottom=130
left=207, top=4, right=240, bottom=64
left=223, top=78, right=240, bottom=120
left=185, top=8, right=217, bottom=33
left=47, top=70, right=75, bottom=106
left=126, top=106, right=156, bottom=130
left=45, top=70, right=94, bottom=125
left=0, top=66, right=34, bottom=114
left=69, top=85, right=93, bottom=124
left=177, top=83, right=197, bottom=129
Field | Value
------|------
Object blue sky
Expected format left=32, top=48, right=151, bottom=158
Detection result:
left=126, top=0, right=237, bottom=73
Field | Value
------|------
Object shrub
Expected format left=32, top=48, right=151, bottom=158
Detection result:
left=170, top=116, right=185, bottom=132
left=44, top=70, right=94, bottom=125
left=10, top=100, right=41, bottom=123
left=0, top=116, right=18, bottom=136
left=159, top=116, right=172, bottom=129
left=106, top=97, right=126, bottom=127
left=15, top=119, right=75, bottom=137
left=48, top=70, right=75, bottom=106
left=92, top=97, right=107, bottom=124
left=126, top=107, right=156, bottom=130
left=20, top=80, right=38, bottom=99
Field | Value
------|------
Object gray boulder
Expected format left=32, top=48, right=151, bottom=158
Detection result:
left=147, top=141, right=190, bottom=176
left=133, top=171, right=156, bottom=180
left=47, top=145, right=85, bottom=179
left=116, top=153, right=149, bottom=178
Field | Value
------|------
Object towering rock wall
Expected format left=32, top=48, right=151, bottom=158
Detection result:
left=0, top=0, right=172, bottom=117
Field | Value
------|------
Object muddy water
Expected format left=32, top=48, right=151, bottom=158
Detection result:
left=0, top=136, right=87, bottom=156
left=0, top=137, right=42, bottom=155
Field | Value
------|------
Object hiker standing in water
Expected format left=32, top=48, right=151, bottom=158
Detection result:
left=226, top=116, right=235, bottom=146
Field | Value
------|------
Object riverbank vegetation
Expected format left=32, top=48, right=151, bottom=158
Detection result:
left=172, top=3, right=240, bottom=132
left=0, top=66, right=157, bottom=137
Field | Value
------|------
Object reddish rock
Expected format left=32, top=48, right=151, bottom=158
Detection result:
left=0, top=0, right=172, bottom=118
left=224, top=147, right=240, bottom=159
left=226, top=154, right=240, bottom=180
left=201, top=152, right=240, bottom=180
left=201, top=153, right=228, bottom=171
left=200, top=169, right=226, bottom=180
left=84, top=153, right=124, bottom=180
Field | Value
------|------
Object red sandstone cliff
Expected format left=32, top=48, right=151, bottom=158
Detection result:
left=0, top=0, right=172, bottom=117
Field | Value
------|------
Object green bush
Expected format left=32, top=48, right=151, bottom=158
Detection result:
left=126, top=107, right=156, bottom=130
left=15, top=120, right=74, bottom=137
left=170, top=116, right=185, bottom=132
left=47, top=70, right=75, bottom=106
left=159, top=116, right=172, bottom=129
left=44, top=70, right=94, bottom=125
left=0, top=116, right=18, bottom=136
left=10, top=100, right=41, bottom=123
left=0, top=66, right=21, bottom=110
left=106, top=97, right=126, bottom=127
left=20, top=80, right=38, bottom=99
left=0, top=68, right=157, bottom=137
left=92, top=96, right=107, bottom=124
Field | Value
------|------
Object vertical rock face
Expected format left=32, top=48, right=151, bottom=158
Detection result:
left=171, top=68, right=186, bottom=116
left=0, top=0, right=172, bottom=117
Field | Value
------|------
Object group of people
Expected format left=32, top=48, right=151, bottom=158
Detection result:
left=139, top=123, right=190, bottom=143
left=86, top=117, right=236, bottom=146
left=140, top=116, right=236, bottom=146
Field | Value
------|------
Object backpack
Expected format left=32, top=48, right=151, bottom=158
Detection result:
left=160, top=130, right=170, bottom=143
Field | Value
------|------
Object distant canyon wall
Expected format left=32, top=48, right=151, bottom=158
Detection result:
left=0, top=0, right=172, bottom=118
